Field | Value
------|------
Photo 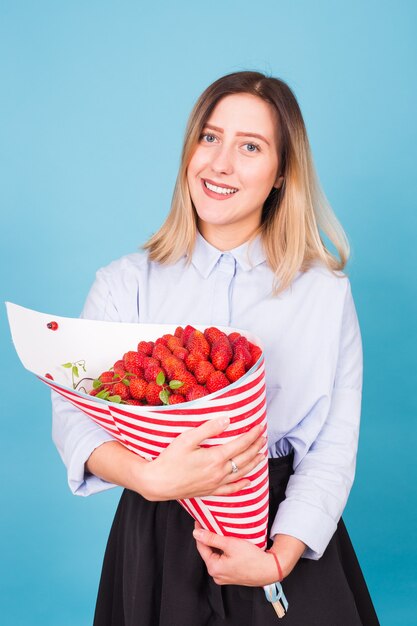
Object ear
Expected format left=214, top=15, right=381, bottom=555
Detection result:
left=273, top=175, right=284, bottom=190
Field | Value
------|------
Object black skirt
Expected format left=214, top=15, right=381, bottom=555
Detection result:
left=93, top=453, right=380, bottom=625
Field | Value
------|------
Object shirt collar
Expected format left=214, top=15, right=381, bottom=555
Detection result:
left=191, top=230, right=267, bottom=278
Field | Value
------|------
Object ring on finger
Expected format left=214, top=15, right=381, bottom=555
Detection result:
left=229, top=458, right=239, bottom=474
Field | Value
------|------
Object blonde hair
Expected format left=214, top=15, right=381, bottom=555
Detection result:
left=143, top=70, right=350, bottom=295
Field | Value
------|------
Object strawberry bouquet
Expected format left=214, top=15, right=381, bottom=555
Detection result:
left=6, top=303, right=269, bottom=549
left=87, top=324, right=262, bottom=406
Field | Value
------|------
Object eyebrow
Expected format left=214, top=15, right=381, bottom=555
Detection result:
left=203, top=123, right=270, bottom=146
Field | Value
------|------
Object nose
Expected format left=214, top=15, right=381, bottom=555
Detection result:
left=210, top=142, right=234, bottom=175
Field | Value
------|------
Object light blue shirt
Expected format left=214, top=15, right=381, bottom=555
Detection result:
left=51, top=231, right=363, bottom=560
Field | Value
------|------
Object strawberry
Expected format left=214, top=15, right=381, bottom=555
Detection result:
left=194, top=360, right=215, bottom=384
left=206, top=371, right=230, bottom=393
left=168, top=393, right=186, bottom=405
left=152, top=343, right=171, bottom=361
left=145, top=381, right=163, bottom=405
left=204, top=327, right=226, bottom=345
left=231, top=336, right=252, bottom=368
left=137, top=341, right=154, bottom=356
left=130, top=367, right=145, bottom=379
left=123, top=351, right=143, bottom=375
left=248, top=342, right=262, bottom=367
left=161, top=355, right=186, bottom=380
left=228, top=332, right=241, bottom=343
left=113, top=360, right=126, bottom=378
left=232, top=336, right=250, bottom=350
left=226, top=359, right=246, bottom=382
left=125, top=399, right=143, bottom=405
left=112, top=382, right=131, bottom=400
left=183, top=325, right=196, bottom=346
left=144, top=356, right=160, bottom=368
left=173, top=346, right=189, bottom=361
left=233, top=344, right=252, bottom=369
left=136, top=351, right=148, bottom=368
left=185, top=351, right=207, bottom=373
left=167, top=336, right=182, bottom=352
left=155, top=335, right=169, bottom=347
left=186, top=330, right=210, bottom=357
left=144, top=362, right=165, bottom=383
left=89, top=386, right=103, bottom=396
left=130, top=378, right=148, bottom=400
left=210, top=337, right=233, bottom=371
left=186, top=385, right=209, bottom=402
left=174, top=371, right=197, bottom=396
left=99, top=371, right=114, bottom=383
left=174, top=326, right=184, bottom=341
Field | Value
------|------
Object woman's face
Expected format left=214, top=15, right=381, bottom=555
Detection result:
left=186, top=93, right=283, bottom=247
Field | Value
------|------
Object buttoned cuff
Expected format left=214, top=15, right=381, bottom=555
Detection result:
left=269, top=498, right=337, bottom=560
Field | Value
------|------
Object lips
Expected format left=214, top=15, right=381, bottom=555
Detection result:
left=203, top=178, right=239, bottom=191
left=200, top=178, right=239, bottom=201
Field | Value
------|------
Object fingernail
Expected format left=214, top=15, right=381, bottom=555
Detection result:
left=220, top=417, right=230, bottom=427
left=193, top=529, right=203, bottom=539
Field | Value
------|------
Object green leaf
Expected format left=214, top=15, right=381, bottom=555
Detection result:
left=159, top=389, right=170, bottom=405
left=97, top=390, right=110, bottom=400
left=61, top=362, right=72, bottom=368
left=122, top=378, right=130, bottom=386
left=169, top=380, right=184, bottom=390
left=108, top=395, right=122, bottom=403
left=72, top=365, right=79, bottom=378
left=156, top=371, right=166, bottom=386
left=93, top=379, right=102, bottom=389
left=112, top=374, right=118, bottom=381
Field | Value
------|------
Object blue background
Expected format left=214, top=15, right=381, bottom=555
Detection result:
left=1, top=1, right=416, bottom=624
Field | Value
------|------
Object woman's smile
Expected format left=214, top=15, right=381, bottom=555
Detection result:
left=201, top=178, right=239, bottom=200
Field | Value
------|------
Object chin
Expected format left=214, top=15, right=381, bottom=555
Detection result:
left=195, top=210, right=232, bottom=227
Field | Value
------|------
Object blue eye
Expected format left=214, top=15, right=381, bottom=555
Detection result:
left=201, top=133, right=216, bottom=143
left=245, top=143, right=260, bottom=153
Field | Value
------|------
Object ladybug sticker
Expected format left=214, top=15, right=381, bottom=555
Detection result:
left=47, top=321, right=58, bottom=331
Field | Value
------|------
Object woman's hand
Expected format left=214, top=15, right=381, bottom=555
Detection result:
left=139, top=417, right=266, bottom=501
left=193, top=521, right=278, bottom=586
left=193, top=522, right=307, bottom=585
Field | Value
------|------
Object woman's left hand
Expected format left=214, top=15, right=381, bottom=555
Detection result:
left=193, top=521, right=278, bottom=587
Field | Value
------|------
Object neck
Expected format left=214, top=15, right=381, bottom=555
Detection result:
left=197, top=221, right=261, bottom=251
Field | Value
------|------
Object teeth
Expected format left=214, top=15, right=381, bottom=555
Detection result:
left=205, top=181, right=238, bottom=195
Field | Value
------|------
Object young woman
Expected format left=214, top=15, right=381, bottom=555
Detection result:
left=52, top=71, right=380, bottom=625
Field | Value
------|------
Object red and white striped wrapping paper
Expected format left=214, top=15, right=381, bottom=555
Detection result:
left=6, top=302, right=269, bottom=549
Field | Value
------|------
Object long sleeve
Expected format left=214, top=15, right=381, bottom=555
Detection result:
left=51, top=391, right=116, bottom=496
left=269, top=280, right=363, bottom=559
left=51, top=268, right=122, bottom=496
